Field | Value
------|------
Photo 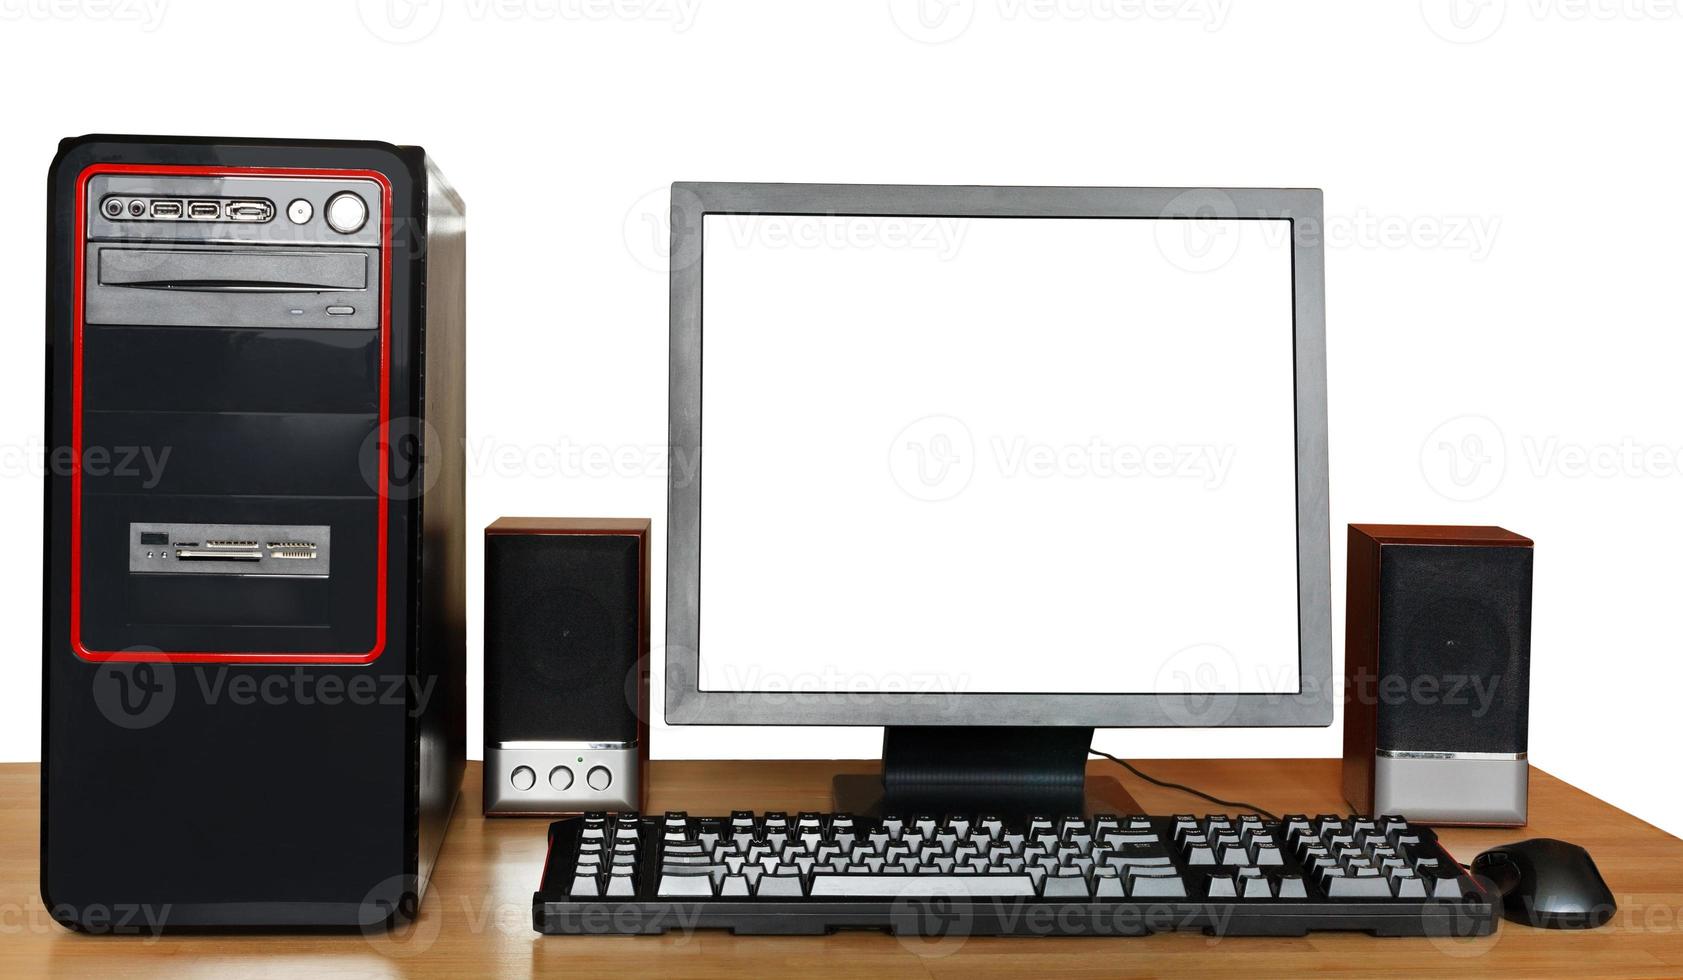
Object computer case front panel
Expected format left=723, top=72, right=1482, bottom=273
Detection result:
left=42, top=135, right=464, bottom=931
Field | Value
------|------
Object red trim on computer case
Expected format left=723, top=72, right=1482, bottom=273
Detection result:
left=68, top=163, right=394, bottom=665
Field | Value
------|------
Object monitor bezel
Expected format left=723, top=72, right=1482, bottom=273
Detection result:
left=666, top=182, right=1331, bottom=728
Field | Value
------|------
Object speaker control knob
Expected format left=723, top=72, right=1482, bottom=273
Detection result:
left=586, top=766, right=612, bottom=791
left=511, top=766, right=536, bottom=791
left=549, top=766, right=574, bottom=791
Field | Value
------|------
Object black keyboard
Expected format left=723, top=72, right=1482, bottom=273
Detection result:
left=534, top=810, right=1498, bottom=937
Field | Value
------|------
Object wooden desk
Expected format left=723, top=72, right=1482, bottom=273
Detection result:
left=4, top=759, right=1681, bottom=978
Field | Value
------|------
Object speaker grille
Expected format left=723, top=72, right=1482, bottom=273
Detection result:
left=484, top=533, right=641, bottom=742
left=1376, top=544, right=1531, bottom=754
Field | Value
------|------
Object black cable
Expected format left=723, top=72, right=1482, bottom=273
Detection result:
left=1089, top=749, right=1279, bottom=821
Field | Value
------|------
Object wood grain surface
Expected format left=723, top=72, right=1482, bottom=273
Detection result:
left=5, top=759, right=1681, bottom=978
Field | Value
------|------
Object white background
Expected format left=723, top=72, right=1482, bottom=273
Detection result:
left=701, top=216, right=1302, bottom=694
left=1, top=0, right=1679, bottom=838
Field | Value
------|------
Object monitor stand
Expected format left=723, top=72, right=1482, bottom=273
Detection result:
left=831, top=725, right=1141, bottom=820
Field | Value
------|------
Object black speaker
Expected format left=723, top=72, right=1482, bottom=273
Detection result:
left=483, top=518, right=650, bottom=815
left=1343, top=525, right=1532, bottom=826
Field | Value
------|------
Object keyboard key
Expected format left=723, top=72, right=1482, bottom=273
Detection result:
left=755, top=872, right=805, bottom=897
left=657, top=871, right=717, bottom=898
left=809, top=872, right=1036, bottom=898
left=1326, top=875, right=1395, bottom=899
left=1127, top=871, right=1187, bottom=899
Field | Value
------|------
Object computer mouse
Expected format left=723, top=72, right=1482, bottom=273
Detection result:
left=1472, top=838, right=1616, bottom=929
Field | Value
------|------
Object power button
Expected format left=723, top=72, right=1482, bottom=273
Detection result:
left=586, top=766, right=612, bottom=791
left=325, top=192, right=368, bottom=234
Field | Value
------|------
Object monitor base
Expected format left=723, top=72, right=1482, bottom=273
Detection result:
left=830, top=725, right=1142, bottom=819
left=831, top=772, right=1143, bottom=820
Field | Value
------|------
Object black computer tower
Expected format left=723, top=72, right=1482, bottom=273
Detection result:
left=41, top=135, right=465, bottom=931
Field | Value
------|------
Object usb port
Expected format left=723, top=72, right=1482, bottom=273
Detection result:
left=225, top=200, right=274, bottom=222
left=150, top=200, right=182, bottom=218
left=188, top=200, right=220, bottom=219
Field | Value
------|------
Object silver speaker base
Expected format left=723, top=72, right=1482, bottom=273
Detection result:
left=483, top=741, right=640, bottom=815
left=1374, top=751, right=1527, bottom=826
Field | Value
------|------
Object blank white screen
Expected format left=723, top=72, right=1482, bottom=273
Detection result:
left=698, top=214, right=1301, bottom=695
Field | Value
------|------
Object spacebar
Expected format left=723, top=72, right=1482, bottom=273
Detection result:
left=809, top=873, right=1037, bottom=898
